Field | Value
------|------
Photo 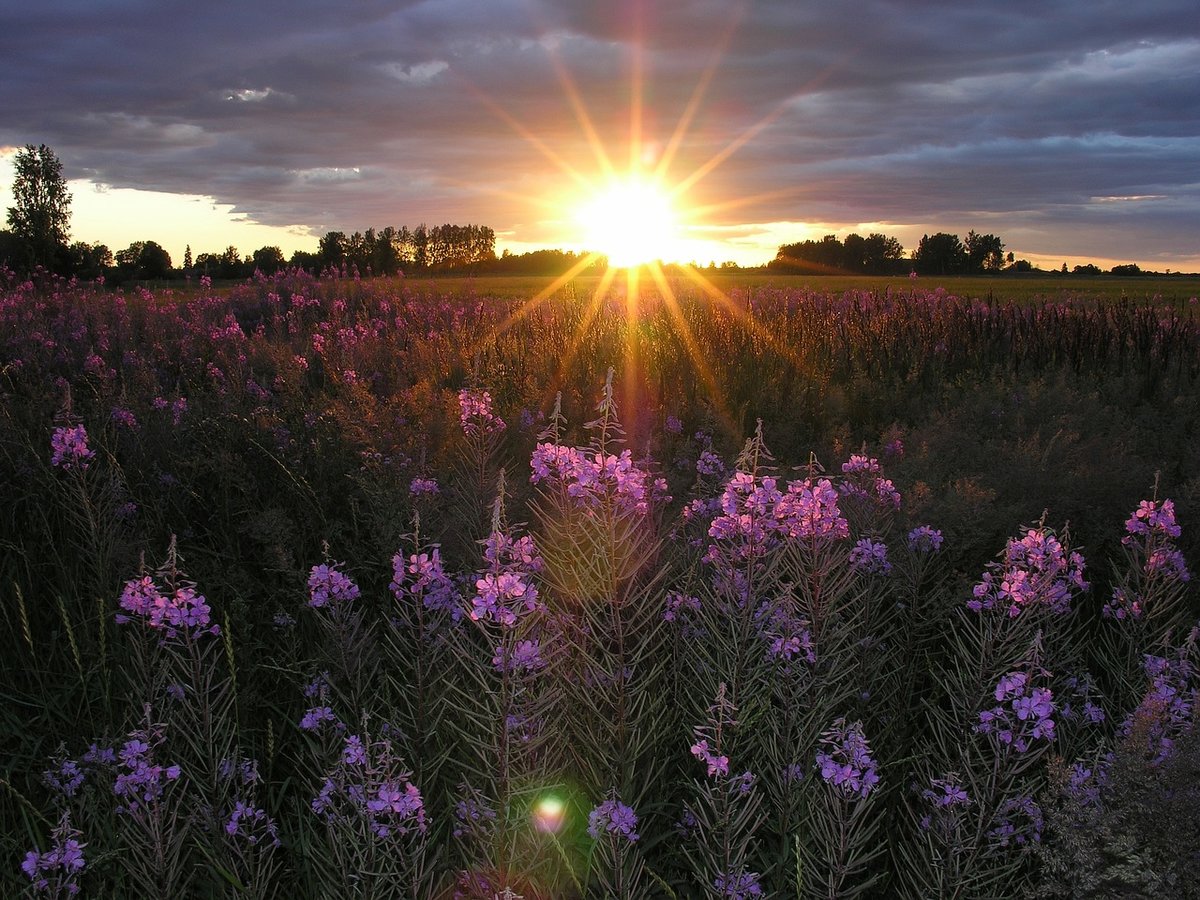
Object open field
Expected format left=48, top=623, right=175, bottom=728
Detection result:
left=2, top=268, right=1198, bottom=897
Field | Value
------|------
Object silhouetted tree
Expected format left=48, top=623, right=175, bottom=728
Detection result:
left=913, top=233, right=968, bottom=275
left=1110, top=263, right=1142, bottom=276
left=64, top=241, right=112, bottom=279
left=115, top=240, right=172, bottom=280
left=318, top=231, right=347, bottom=270
left=252, top=245, right=285, bottom=275
left=965, top=230, right=1005, bottom=272
left=6, top=144, right=72, bottom=270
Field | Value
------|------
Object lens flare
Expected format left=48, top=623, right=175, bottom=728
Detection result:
left=532, top=794, right=567, bottom=833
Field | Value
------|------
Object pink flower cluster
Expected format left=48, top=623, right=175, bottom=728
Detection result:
left=470, top=529, right=543, bottom=627
left=1123, top=498, right=1190, bottom=582
left=308, top=563, right=361, bottom=608
left=50, top=424, right=95, bottom=471
left=704, top=472, right=850, bottom=566
left=531, top=442, right=668, bottom=515
left=839, top=455, right=901, bottom=510
left=458, top=389, right=505, bottom=436
left=815, top=718, right=880, bottom=800
left=116, top=575, right=218, bottom=641
left=690, top=738, right=730, bottom=777
left=391, top=548, right=460, bottom=620
left=969, top=527, right=1088, bottom=616
left=977, top=672, right=1056, bottom=753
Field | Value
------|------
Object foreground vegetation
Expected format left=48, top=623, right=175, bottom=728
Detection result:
left=2, top=267, right=1198, bottom=897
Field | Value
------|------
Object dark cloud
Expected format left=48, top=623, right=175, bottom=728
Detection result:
left=1, top=0, right=1197, bottom=264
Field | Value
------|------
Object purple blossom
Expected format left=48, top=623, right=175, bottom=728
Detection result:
left=849, top=538, right=892, bottom=575
left=713, top=870, right=764, bottom=899
left=491, top=639, right=547, bottom=674
left=391, top=548, right=461, bottom=620
left=452, top=792, right=497, bottom=839
left=907, top=525, right=944, bottom=553
left=42, top=758, right=85, bottom=798
left=300, top=707, right=339, bottom=732
left=690, top=739, right=730, bottom=778
left=531, top=442, right=668, bottom=515
left=22, top=813, right=85, bottom=896
left=50, top=424, right=95, bottom=471
left=225, top=801, right=281, bottom=847
left=815, top=718, right=880, bottom=800
left=116, top=574, right=218, bottom=641
left=470, top=571, right=539, bottom=626
left=112, top=732, right=182, bottom=815
left=988, top=795, right=1043, bottom=849
left=408, top=476, right=440, bottom=497
left=459, top=389, right=505, bottom=436
left=587, top=795, right=640, bottom=842
left=664, top=591, right=701, bottom=622
left=977, top=671, right=1056, bottom=753
left=969, top=526, right=1087, bottom=616
left=307, top=563, right=360, bottom=608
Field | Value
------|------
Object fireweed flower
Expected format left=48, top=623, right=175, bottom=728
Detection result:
left=491, top=639, right=546, bottom=674
left=116, top=574, right=219, bottom=641
left=849, top=538, right=892, bottom=575
left=50, top=424, right=95, bottom=471
left=22, top=812, right=85, bottom=896
left=976, top=672, right=1056, bottom=753
left=839, top=455, right=901, bottom=510
left=307, top=563, right=360, bottom=609
left=1121, top=498, right=1190, bottom=583
left=1121, top=651, right=1195, bottom=764
left=112, top=732, right=182, bottom=815
left=365, top=781, right=427, bottom=837
left=452, top=792, right=497, bottom=839
left=300, top=707, right=339, bottom=732
left=42, top=757, right=86, bottom=798
left=713, top=870, right=764, bottom=899
left=663, top=591, right=701, bottom=622
left=458, top=388, right=505, bottom=436
left=969, top=526, right=1087, bottom=616
left=690, top=739, right=730, bottom=778
left=988, top=795, right=1043, bottom=849
left=530, top=442, right=668, bottom=515
left=470, top=571, right=538, bottom=626
left=753, top=600, right=816, bottom=665
left=391, top=548, right=461, bottom=621
left=815, top=718, right=879, bottom=800
left=587, top=795, right=639, bottom=842
left=408, top=476, right=440, bottom=497
left=907, top=525, right=944, bottom=553
left=225, top=801, right=281, bottom=848
left=772, top=477, right=850, bottom=542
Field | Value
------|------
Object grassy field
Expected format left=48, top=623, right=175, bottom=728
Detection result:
left=2, top=268, right=1198, bottom=897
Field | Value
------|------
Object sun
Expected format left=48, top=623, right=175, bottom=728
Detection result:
left=575, top=176, right=683, bottom=268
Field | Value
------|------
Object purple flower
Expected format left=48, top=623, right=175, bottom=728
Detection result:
left=409, top=476, right=440, bottom=497
left=849, top=538, right=892, bottom=575
left=815, top=718, right=879, bottom=800
left=459, top=389, right=505, bottom=436
left=50, top=424, right=95, bottom=471
left=225, top=801, right=281, bottom=847
left=977, top=671, right=1056, bottom=753
left=907, top=525, right=944, bottom=553
left=714, top=870, right=763, bottom=899
left=491, top=639, right=547, bottom=674
left=22, top=813, right=85, bottom=896
left=587, top=795, right=640, bottom=842
left=690, top=739, right=730, bottom=778
left=307, top=563, right=360, bottom=608
left=300, top=707, right=338, bottom=731
left=969, top=525, right=1087, bottom=616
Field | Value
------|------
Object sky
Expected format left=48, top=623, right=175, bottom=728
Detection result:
left=1, top=0, right=1198, bottom=270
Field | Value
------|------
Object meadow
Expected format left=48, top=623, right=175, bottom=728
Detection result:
left=1, top=266, right=1198, bottom=898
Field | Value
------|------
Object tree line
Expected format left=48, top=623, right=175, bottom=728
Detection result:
left=2, top=144, right=1179, bottom=282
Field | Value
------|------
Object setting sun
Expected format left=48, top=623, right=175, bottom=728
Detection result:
left=575, top=176, right=683, bottom=268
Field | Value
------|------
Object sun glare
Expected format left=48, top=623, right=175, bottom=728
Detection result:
left=576, top=177, right=682, bottom=268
